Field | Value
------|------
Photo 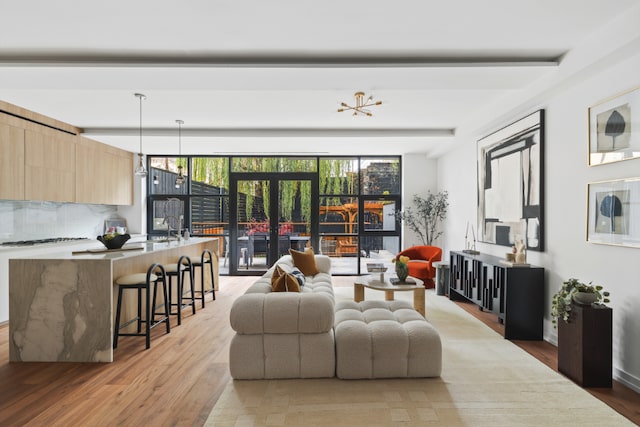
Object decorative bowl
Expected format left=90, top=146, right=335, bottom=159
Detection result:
left=97, top=233, right=131, bottom=250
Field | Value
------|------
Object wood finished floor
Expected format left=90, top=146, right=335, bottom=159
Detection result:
left=0, top=276, right=638, bottom=426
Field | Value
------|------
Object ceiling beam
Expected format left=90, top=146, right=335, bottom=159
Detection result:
left=0, top=53, right=561, bottom=68
left=82, top=127, right=455, bottom=137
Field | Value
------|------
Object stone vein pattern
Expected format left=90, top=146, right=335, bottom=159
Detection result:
left=9, top=259, right=112, bottom=362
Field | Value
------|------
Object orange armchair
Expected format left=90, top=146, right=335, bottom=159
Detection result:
left=396, top=246, right=442, bottom=288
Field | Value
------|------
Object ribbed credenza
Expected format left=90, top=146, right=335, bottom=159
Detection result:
left=449, top=251, right=544, bottom=340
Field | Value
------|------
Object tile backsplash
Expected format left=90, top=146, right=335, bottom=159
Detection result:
left=0, top=200, right=121, bottom=242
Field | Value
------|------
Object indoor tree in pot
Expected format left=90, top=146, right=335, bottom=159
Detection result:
left=551, top=278, right=611, bottom=328
left=394, top=190, right=449, bottom=246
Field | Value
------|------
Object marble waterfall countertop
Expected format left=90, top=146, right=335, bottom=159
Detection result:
left=8, top=237, right=218, bottom=363
left=0, top=235, right=140, bottom=324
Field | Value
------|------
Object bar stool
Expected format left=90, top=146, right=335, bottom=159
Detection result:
left=188, top=249, right=216, bottom=308
left=164, top=255, right=197, bottom=325
left=113, top=263, right=170, bottom=350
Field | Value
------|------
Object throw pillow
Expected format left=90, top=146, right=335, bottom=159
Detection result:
left=271, top=265, right=301, bottom=292
left=290, top=267, right=306, bottom=287
left=289, top=247, right=320, bottom=276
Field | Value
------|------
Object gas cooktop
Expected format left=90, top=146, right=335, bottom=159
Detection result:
left=0, top=237, right=88, bottom=247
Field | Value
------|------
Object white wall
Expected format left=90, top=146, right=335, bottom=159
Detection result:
left=402, top=154, right=438, bottom=247
left=437, top=15, right=640, bottom=391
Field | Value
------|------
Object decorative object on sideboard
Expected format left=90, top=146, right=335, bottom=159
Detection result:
left=463, top=221, right=480, bottom=254
left=514, top=239, right=527, bottom=264
left=550, top=278, right=611, bottom=328
left=394, top=191, right=449, bottom=246
left=97, top=233, right=131, bottom=250
left=337, top=91, right=382, bottom=117
left=498, top=238, right=529, bottom=266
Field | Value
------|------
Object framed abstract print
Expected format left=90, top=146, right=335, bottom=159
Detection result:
left=589, top=86, right=640, bottom=166
left=587, top=177, right=640, bottom=249
left=477, top=110, right=544, bottom=251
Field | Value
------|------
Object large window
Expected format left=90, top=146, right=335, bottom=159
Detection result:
left=318, top=158, right=401, bottom=269
left=146, top=155, right=401, bottom=275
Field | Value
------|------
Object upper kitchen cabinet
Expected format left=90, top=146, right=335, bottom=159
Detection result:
left=2, top=99, right=81, bottom=203
left=0, top=122, right=25, bottom=200
left=76, top=137, right=133, bottom=205
left=24, top=128, right=76, bottom=203
left=1, top=99, right=134, bottom=206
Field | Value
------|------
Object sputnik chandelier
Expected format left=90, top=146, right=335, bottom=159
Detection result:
left=337, top=91, right=382, bottom=117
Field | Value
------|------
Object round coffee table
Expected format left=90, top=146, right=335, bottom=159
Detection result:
left=354, top=275, right=425, bottom=316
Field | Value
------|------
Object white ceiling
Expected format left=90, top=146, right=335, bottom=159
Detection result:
left=0, top=0, right=637, bottom=157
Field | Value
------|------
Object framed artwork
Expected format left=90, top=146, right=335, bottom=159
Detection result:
left=477, top=110, right=544, bottom=251
left=589, top=86, right=640, bottom=166
left=587, top=177, right=640, bottom=249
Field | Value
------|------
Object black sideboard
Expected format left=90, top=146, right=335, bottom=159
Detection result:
left=449, top=251, right=544, bottom=340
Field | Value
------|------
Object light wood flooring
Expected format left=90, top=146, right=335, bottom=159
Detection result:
left=0, top=276, right=638, bottom=426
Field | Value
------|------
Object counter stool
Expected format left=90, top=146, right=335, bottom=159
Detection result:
left=164, top=255, right=197, bottom=325
left=113, top=263, right=171, bottom=350
left=188, top=249, right=216, bottom=308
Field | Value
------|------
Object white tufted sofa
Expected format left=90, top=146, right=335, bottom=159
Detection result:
left=229, top=254, right=336, bottom=379
left=229, top=254, right=442, bottom=380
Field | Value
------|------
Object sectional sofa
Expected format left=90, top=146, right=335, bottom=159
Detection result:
left=229, top=253, right=442, bottom=380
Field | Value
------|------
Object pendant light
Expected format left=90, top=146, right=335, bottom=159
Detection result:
left=175, top=119, right=185, bottom=188
left=134, top=93, right=148, bottom=177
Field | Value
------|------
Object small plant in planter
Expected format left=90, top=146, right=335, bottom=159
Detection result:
left=551, top=278, right=611, bottom=328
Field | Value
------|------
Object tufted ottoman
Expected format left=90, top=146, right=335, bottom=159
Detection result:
left=334, top=300, right=442, bottom=379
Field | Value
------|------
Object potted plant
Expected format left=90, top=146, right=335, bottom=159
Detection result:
left=551, top=278, right=610, bottom=328
left=394, top=190, right=449, bottom=246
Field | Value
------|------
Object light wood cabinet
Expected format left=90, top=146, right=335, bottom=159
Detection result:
left=0, top=122, right=25, bottom=200
left=24, top=128, right=76, bottom=202
left=2, top=99, right=133, bottom=206
left=76, top=137, right=133, bottom=205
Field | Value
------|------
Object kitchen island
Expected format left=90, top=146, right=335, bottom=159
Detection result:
left=9, top=237, right=218, bottom=363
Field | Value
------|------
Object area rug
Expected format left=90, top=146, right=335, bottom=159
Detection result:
left=205, top=287, right=633, bottom=426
